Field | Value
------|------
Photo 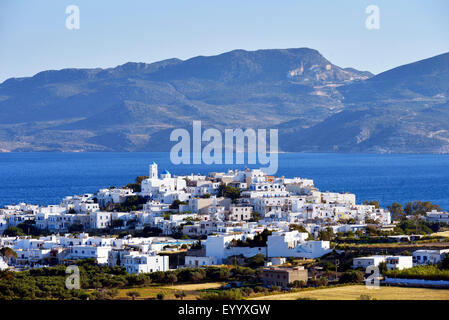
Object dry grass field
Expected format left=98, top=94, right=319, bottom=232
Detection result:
left=160, top=282, right=225, bottom=290
left=250, top=285, right=449, bottom=300
left=115, top=282, right=224, bottom=300
left=432, top=231, right=449, bottom=238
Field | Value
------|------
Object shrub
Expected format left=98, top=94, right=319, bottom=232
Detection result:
left=339, top=270, right=364, bottom=284
left=126, top=291, right=141, bottom=300
left=384, top=265, right=449, bottom=281
left=198, top=289, right=243, bottom=300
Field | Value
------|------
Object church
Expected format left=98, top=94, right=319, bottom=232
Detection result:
left=140, top=163, right=188, bottom=202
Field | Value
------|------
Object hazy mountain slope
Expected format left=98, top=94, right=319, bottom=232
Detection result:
left=0, top=48, right=448, bottom=153
left=338, top=52, right=449, bottom=103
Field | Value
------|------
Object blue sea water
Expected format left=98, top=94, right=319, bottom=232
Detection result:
left=0, top=152, right=449, bottom=210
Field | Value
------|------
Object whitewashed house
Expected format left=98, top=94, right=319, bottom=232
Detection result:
left=413, top=249, right=449, bottom=266
left=89, top=211, right=112, bottom=229
left=184, top=256, right=218, bottom=267
left=386, top=256, right=413, bottom=270
left=0, top=257, right=8, bottom=270
left=352, top=255, right=388, bottom=269
left=121, top=252, right=169, bottom=274
left=67, top=245, right=112, bottom=264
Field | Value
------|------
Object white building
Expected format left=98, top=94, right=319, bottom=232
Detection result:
left=321, top=192, right=356, bottom=205
left=90, top=211, right=112, bottom=229
left=121, top=252, right=169, bottom=274
left=0, top=257, right=9, bottom=270
left=227, top=206, right=252, bottom=221
left=424, top=210, right=449, bottom=224
left=352, top=255, right=388, bottom=269
left=141, top=163, right=187, bottom=199
left=386, top=256, right=413, bottom=270
left=184, top=256, right=218, bottom=267
left=413, top=249, right=449, bottom=266
left=267, top=231, right=331, bottom=258
left=67, top=245, right=112, bottom=264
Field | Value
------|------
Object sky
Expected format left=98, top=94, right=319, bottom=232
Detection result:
left=0, top=0, right=448, bottom=82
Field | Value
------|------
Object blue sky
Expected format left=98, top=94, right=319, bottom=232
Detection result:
left=0, top=0, right=448, bottom=82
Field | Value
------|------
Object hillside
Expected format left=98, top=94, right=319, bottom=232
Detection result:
left=0, top=49, right=448, bottom=153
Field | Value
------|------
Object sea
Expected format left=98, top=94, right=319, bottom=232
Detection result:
left=0, top=152, right=449, bottom=210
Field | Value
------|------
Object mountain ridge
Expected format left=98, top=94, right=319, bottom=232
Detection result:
left=0, top=48, right=448, bottom=153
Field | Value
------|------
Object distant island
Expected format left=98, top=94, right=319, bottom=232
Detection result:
left=0, top=48, right=448, bottom=153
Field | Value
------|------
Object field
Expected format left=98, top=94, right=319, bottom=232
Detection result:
left=431, top=231, right=449, bottom=238
left=115, top=282, right=224, bottom=300
left=250, top=285, right=449, bottom=300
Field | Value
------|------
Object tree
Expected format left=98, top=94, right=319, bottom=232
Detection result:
left=124, top=176, right=148, bottom=193
left=290, top=280, right=306, bottom=288
left=339, top=270, right=364, bottom=284
left=289, top=224, right=308, bottom=233
left=0, top=247, right=17, bottom=263
left=115, top=195, right=147, bottom=212
left=170, top=200, right=188, bottom=210
left=218, top=185, right=240, bottom=202
left=126, top=291, right=141, bottom=300
left=404, top=201, right=441, bottom=216
left=377, top=261, right=387, bottom=274
left=247, top=254, right=265, bottom=268
left=363, top=200, right=380, bottom=209
left=440, top=254, right=449, bottom=270
left=388, top=202, right=405, bottom=221
left=68, top=223, right=84, bottom=233
left=165, top=273, right=178, bottom=285
left=174, top=291, right=186, bottom=300
left=3, top=226, right=24, bottom=237
left=249, top=211, right=262, bottom=222
left=111, top=219, right=124, bottom=229
left=318, top=227, right=334, bottom=241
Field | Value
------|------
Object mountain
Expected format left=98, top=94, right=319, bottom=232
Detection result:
left=338, top=52, right=449, bottom=103
left=0, top=48, right=448, bottom=153
left=280, top=52, right=449, bottom=153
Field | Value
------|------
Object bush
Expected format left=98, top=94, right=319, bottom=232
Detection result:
left=339, top=270, right=364, bottom=284
left=198, top=289, right=243, bottom=300
left=241, top=287, right=254, bottom=297
left=290, top=280, right=307, bottom=288
left=247, top=254, right=265, bottom=268
left=384, top=264, right=449, bottom=281
left=126, top=291, right=141, bottom=300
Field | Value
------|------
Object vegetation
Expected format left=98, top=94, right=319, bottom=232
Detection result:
left=0, top=259, right=246, bottom=300
left=338, top=270, right=364, bottom=284
left=169, top=200, right=188, bottom=210
left=126, top=291, right=141, bottom=300
left=124, top=176, right=148, bottom=193
left=111, top=195, right=147, bottom=212
left=318, top=228, right=335, bottom=241
left=363, top=200, right=380, bottom=209
left=384, top=264, right=449, bottom=281
left=229, top=229, right=272, bottom=247
left=249, top=211, right=262, bottom=222
left=198, top=288, right=243, bottom=300
left=218, top=185, right=240, bottom=202
left=0, top=247, right=17, bottom=263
